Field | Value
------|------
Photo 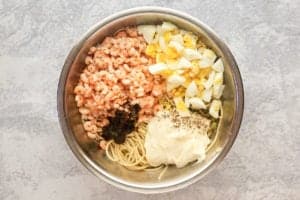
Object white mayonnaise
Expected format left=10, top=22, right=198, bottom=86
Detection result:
left=145, top=113, right=210, bottom=168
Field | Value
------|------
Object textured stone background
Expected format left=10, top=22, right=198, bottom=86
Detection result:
left=0, top=0, right=299, bottom=199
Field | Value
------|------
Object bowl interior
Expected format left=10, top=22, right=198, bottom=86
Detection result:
left=59, top=9, right=243, bottom=192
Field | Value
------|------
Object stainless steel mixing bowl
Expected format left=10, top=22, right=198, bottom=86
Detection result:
left=57, top=7, right=244, bottom=193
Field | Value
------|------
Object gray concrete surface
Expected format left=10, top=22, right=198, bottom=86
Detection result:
left=0, top=0, right=299, bottom=199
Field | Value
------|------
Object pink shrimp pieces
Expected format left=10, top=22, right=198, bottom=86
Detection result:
left=74, top=27, right=165, bottom=143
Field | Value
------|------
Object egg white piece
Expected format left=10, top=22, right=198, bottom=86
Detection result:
left=177, top=57, right=192, bottom=69
left=212, top=58, right=224, bottom=72
left=202, top=49, right=217, bottom=62
left=202, top=88, right=212, bottom=102
left=170, top=34, right=184, bottom=45
left=199, top=48, right=217, bottom=68
left=187, top=97, right=206, bottom=110
left=167, top=61, right=178, bottom=70
left=169, top=40, right=184, bottom=53
left=199, top=58, right=214, bottom=68
left=161, top=21, right=177, bottom=32
left=176, top=69, right=185, bottom=74
left=213, top=84, right=225, bottom=99
left=167, top=74, right=185, bottom=91
left=203, top=71, right=216, bottom=89
left=179, top=29, right=188, bottom=35
left=183, top=48, right=202, bottom=60
left=148, top=63, right=168, bottom=75
left=209, top=100, right=222, bottom=118
left=168, top=74, right=185, bottom=85
left=159, top=36, right=167, bottom=51
left=213, top=72, right=223, bottom=85
left=152, top=25, right=162, bottom=43
left=185, top=81, right=198, bottom=97
left=137, top=25, right=157, bottom=44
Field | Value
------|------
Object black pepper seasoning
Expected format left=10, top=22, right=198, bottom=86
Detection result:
left=102, top=104, right=141, bottom=144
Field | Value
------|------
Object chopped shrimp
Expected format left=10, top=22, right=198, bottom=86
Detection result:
left=87, top=132, right=97, bottom=139
left=74, top=27, right=166, bottom=139
left=99, top=140, right=107, bottom=150
left=115, top=30, right=127, bottom=38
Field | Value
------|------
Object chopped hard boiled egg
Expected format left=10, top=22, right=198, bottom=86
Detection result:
left=170, top=34, right=184, bottom=45
left=168, top=74, right=185, bottom=85
left=199, top=48, right=217, bottom=68
left=161, top=22, right=177, bottom=32
left=166, top=46, right=181, bottom=59
left=145, top=43, right=159, bottom=58
left=159, top=36, right=167, bottom=51
left=163, top=31, right=172, bottom=43
left=138, top=21, right=225, bottom=119
left=153, top=25, right=162, bottom=42
left=212, top=58, right=224, bottom=72
left=177, top=57, right=192, bottom=69
left=174, top=97, right=190, bottom=116
left=137, top=25, right=157, bottom=43
left=148, top=63, right=168, bottom=75
left=166, top=61, right=179, bottom=70
left=202, top=49, right=217, bottom=62
left=186, top=97, right=206, bottom=110
left=213, top=84, right=225, bottom=99
left=183, top=33, right=197, bottom=48
left=185, top=81, right=198, bottom=97
left=183, top=48, right=202, bottom=60
left=202, top=88, right=212, bottom=102
left=199, top=59, right=214, bottom=68
left=213, top=72, right=223, bottom=85
left=203, top=71, right=215, bottom=89
left=167, top=74, right=185, bottom=91
left=209, top=100, right=222, bottom=118
left=169, top=40, right=184, bottom=53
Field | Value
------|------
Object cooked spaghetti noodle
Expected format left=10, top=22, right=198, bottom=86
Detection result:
left=105, top=124, right=151, bottom=170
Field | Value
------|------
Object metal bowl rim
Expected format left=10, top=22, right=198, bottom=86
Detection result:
left=57, top=6, right=244, bottom=194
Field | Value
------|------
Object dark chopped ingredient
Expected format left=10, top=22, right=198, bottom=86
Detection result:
left=102, top=104, right=141, bottom=144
